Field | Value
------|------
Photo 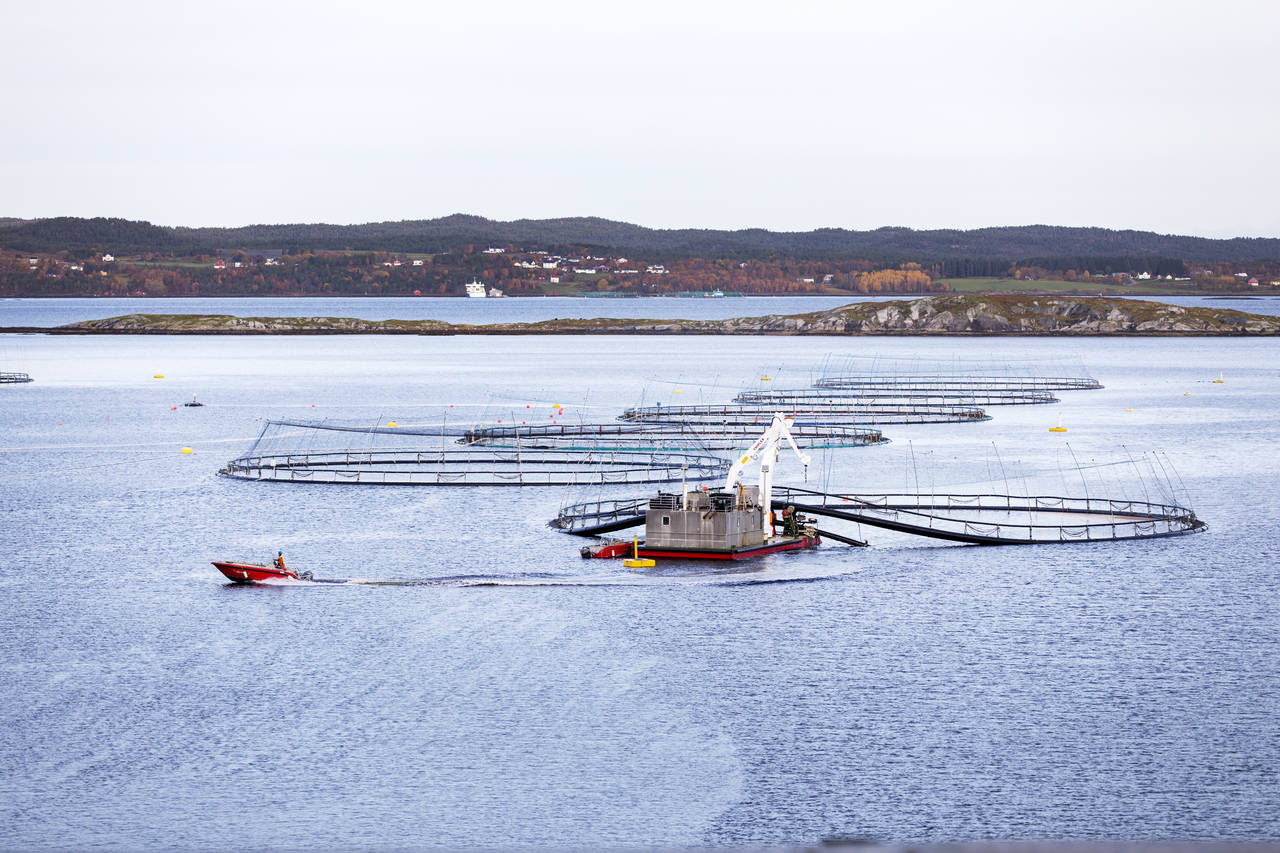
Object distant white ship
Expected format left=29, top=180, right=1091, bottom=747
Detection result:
left=465, top=279, right=487, bottom=298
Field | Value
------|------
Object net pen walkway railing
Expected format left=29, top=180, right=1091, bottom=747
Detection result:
left=813, top=375, right=1103, bottom=392
left=550, top=486, right=1206, bottom=544
left=618, top=403, right=990, bottom=426
left=220, top=447, right=729, bottom=487
left=735, top=388, right=1059, bottom=406
left=464, top=421, right=887, bottom=450
left=773, top=486, right=1205, bottom=544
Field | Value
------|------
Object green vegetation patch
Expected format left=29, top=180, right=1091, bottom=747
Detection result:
left=942, top=277, right=1180, bottom=295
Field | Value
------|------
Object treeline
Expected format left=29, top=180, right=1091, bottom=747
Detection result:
left=0, top=218, right=189, bottom=254
left=3, top=216, right=1280, bottom=264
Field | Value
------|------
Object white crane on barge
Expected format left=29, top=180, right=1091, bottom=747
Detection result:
left=723, top=412, right=811, bottom=540
left=577, top=412, right=828, bottom=560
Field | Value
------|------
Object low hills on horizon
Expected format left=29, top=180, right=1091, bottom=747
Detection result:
left=3, top=214, right=1280, bottom=264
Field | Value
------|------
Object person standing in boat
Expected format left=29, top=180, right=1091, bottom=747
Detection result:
left=273, top=551, right=286, bottom=573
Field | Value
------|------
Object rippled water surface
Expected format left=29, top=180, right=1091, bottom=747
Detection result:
left=1, top=333, right=1277, bottom=850
left=1, top=295, right=870, bottom=328
left=3, top=293, right=1279, bottom=328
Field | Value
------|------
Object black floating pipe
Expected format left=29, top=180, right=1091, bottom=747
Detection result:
left=814, top=528, right=868, bottom=547
left=562, top=515, right=647, bottom=537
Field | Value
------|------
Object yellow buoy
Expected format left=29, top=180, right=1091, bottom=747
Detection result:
left=674, top=389, right=683, bottom=393
left=623, top=535, right=655, bottom=569
left=154, top=374, right=165, bottom=379
left=552, top=404, right=562, bottom=409
left=1049, top=413, right=1067, bottom=433
left=1212, top=371, right=1224, bottom=384
left=1184, top=392, right=1191, bottom=397
left=180, top=447, right=194, bottom=454
left=387, top=421, right=398, bottom=427
left=760, top=376, right=772, bottom=381
left=1125, top=408, right=1134, bottom=412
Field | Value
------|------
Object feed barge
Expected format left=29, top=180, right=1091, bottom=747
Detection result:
left=583, top=412, right=823, bottom=561
left=633, top=487, right=819, bottom=560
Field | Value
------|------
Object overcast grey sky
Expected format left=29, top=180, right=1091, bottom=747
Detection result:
left=4, top=0, right=1276, bottom=236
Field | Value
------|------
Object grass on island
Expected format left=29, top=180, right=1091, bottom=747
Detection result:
left=942, top=277, right=1183, bottom=295
left=540, top=283, right=604, bottom=296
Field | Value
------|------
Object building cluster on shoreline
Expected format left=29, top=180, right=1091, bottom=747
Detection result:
left=5, top=243, right=1278, bottom=299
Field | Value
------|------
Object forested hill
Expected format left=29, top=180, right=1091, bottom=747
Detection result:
left=2, top=215, right=1279, bottom=263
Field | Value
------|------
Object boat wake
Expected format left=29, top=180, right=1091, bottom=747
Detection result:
left=289, top=567, right=860, bottom=588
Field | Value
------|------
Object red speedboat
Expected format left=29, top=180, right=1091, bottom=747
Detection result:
left=579, top=539, right=634, bottom=559
left=212, top=560, right=305, bottom=583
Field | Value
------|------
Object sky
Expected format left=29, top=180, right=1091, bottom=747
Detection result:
left=3, top=0, right=1277, bottom=237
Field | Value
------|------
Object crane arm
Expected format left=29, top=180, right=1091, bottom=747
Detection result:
left=781, top=421, right=811, bottom=481
left=724, top=415, right=783, bottom=490
left=724, top=413, right=809, bottom=490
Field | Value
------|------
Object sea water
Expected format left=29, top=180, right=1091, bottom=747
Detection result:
left=3, top=293, right=1279, bottom=329
left=0, top=296, right=869, bottom=329
left=0, top=332, right=1277, bottom=850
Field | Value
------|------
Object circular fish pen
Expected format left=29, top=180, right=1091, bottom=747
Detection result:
left=618, top=403, right=990, bottom=425
left=220, top=447, right=728, bottom=486
left=550, top=486, right=1206, bottom=544
left=772, top=487, right=1206, bottom=544
left=735, top=388, right=1060, bottom=406
left=461, top=421, right=888, bottom=451
left=813, top=374, right=1103, bottom=392
left=218, top=419, right=727, bottom=486
left=0, top=372, right=33, bottom=384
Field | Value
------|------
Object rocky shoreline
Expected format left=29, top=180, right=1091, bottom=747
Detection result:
left=23, top=295, right=1280, bottom=336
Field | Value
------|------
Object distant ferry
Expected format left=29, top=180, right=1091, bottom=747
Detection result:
left=465, top=279, right=487, bottom=298
left=708, top=289, right=725, bottom=298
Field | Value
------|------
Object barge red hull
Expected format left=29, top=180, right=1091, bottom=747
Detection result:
left=637, top=534, right=820, bottom=561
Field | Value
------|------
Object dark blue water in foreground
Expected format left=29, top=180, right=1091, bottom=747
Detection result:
left=1, top=334, right=1278, bottom=850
